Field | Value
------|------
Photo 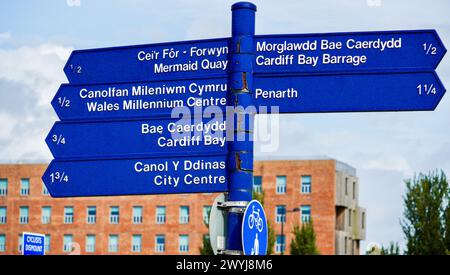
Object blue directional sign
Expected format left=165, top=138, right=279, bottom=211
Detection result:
left=42, top=155, right=228, bottom=197
left=254, top=30, right=446, bottom=74
left=64, top=38, right=229, bottom=84
left=63, top=30, right=445, bottom=85
left=22, top=232, right=45, bottom=256
left=52, top=78, right=227, bottom=121
left=242, top=200, right=268, bottom=255
left=46, top=117, right=227, bottom=160
left=253, top=72, right=446, bottom=113
left=43, top=1, right=448, bottom=256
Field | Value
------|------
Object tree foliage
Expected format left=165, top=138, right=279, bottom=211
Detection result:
left=290, top=220, right=319, bottom=255
left=199, top=233, right=214, bottom=255
left=380, top=242, right=400, bottom=255
left=401, top=170, right=449, bottom=255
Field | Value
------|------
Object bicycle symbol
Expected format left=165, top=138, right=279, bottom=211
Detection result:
left=248, top=205, right=264, bottom=232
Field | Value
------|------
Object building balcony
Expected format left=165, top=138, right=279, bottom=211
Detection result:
left=20, top=189, right=30, bottom=196
left=64, top=216, right=73, bottom=224
left=42, top=216, right=51, bottom=224
left=86, top=244, right=95, bottom=253
left=155, top=244, right=165, bottom=252
left=132, top=245, right=141, bottom=253
left=179, top=216, right=189, bottom=224
left=109, top=245, right=118, bottom=253
left=87, top=215, right=96, bottom=224
left=110, top=216, right=119, bottom=224
left=156, top=215, right=166, bottom=224
left=133, top=216, right=143, bottom=224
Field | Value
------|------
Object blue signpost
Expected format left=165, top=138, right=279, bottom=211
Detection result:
left=64, top=38, right=229, bottom=84
left=242, top=200, right=268, bottom=255
left=46, top=118, right=227, bottom=160
left=43, top=1, right=447, bottom=255
left=52, top=77, right=228, bottom=121
left=43, top=155, right=228, bottom=197
left=22, top=232, right=45, bottom=256
left=253, top=30, right=446, bottom=74
left=253, top=72, right=445, bottom=113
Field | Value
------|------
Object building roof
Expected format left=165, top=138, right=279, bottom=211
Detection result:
left=255, top=154, right=357, bottom=176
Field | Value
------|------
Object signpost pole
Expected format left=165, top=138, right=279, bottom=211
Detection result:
left=226, top=2, right=256, bottom=253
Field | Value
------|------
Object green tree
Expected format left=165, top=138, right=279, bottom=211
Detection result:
left=290, top=220, right=319, bottom=255
left=380, top=242, right=401, bottom=255
left=253, top=190, right=275, bottom=255
left=200, top=207, right=213, bottom=255
left=199, top=233, right=214, bottom=255
left=401, top=171, right=449, bottom=255
left=444, top=193, right=450, bottom=254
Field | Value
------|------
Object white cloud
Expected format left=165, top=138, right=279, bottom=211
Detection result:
left=0, top=42, right=70, bottom=161
left=0, top=43, right=71, bottom=106
left=0, top=32, right=11, bottom=45
left=0, top=112, right=16, bottom=141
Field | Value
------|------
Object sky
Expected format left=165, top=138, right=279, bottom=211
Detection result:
left=1, top=0, right=450, bottom=253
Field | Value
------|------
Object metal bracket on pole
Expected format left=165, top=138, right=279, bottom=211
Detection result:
left=217, top=201, right=248, bottom=214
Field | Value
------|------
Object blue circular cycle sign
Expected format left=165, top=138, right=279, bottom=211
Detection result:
left=241, top=200, right=268, bottom=255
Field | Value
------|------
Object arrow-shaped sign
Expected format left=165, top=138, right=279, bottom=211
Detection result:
left=63, top=30, right=446, bottom=85
left=52, top=77, right=228, bottom=121
left=42, top=155, right=228, bottom=197
left=254, top=30, right=446, bottom=74
left=46, top=118, right=227, bottom=160
left=253, top=71, right=446, bottom=113
left=64, top=38, right=230, bottom=85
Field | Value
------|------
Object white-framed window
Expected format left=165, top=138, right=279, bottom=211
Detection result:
left=203, top=206, right=212, bottom=225
left=110, top=206, right=119, bottom=224
left=19, top=206, right=29, bottom=224
left=155, top=235, right=165, bottom=252
left=86, top=235, right=96, bottom=253
left=276, top=205, right=286, bottom=223
left=131, top=235, right=142, bottom=253
left=0, top=234, right=6, bottom=252
left=179, top=235, right=189, bottom=253
left=41, top=206, right=51, bottom=224
left=179, top=206, right=189, bottom=224
left=108, top=235, right=119, bottom=253
left=156, top=206, right=166, bottom=224
left=45, top=235, right=50, bottom=252
left=64, top=206, right=74, bottom=224
left=276, top=176, right=287, bottom=194
left=87, top=206, right=96, bottom=224
left=301, top=175, right=311, bottom=194
left=253, top=176, right=262, bottom=193
left=42, top=183, right=49, bottom=196
left=63, top=235, right=73, bottom=253
left=301, top=205, right=311, bottom=223
left=133, top=206, right=143, bottom=224
left=275, top=235, right=286, bottom=253
left=0, top=179, right=7, bottom=196
left=20, top=179, right=30, bottom=196
left=0, top=207, right=6, bottom=224
left=18, top=234, right=23, bottom=253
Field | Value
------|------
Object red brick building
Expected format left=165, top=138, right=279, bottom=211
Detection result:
left=0, top=158, right=365, bottom=255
